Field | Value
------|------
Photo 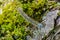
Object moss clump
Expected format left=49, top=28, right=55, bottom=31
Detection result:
left=58, top=12, right=60, bottom=16
left=0, top=1, right=29, bottom=40
left=0, top=0, right=59, bottom=40
left=18, top=0, right=57, bottom=22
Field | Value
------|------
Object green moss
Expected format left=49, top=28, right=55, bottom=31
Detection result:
left=58, top=12, right=60, bottom=16
left=19, top=0, right=57, bottom=22
left=0, top=2, right=2, bottom=5
left=0, top=1, right=29, bottom=40
left=0, top=0, right=59, bottom=40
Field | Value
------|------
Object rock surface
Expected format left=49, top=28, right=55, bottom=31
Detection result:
left=26, top=10, right=59, bottom=40
left=56, top=16, right=60, bottom=26
left=43, top=10, right=59, bottom=35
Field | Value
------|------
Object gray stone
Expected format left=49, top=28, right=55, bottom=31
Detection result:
left=40, top=10, right=59, bottom=37
left=56, top=16, right=60, bottom=26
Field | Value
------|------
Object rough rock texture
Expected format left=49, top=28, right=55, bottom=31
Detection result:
left=56, top=16, right=60, bottom=26
left=43, top=13, right=60, bottom=40
left=26, top=10, right=59, bottom=40
left=40, top=10, right=59, bottom=37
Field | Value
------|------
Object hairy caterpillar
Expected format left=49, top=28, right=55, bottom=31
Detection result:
left=17, top=8, right=44, bottom=28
